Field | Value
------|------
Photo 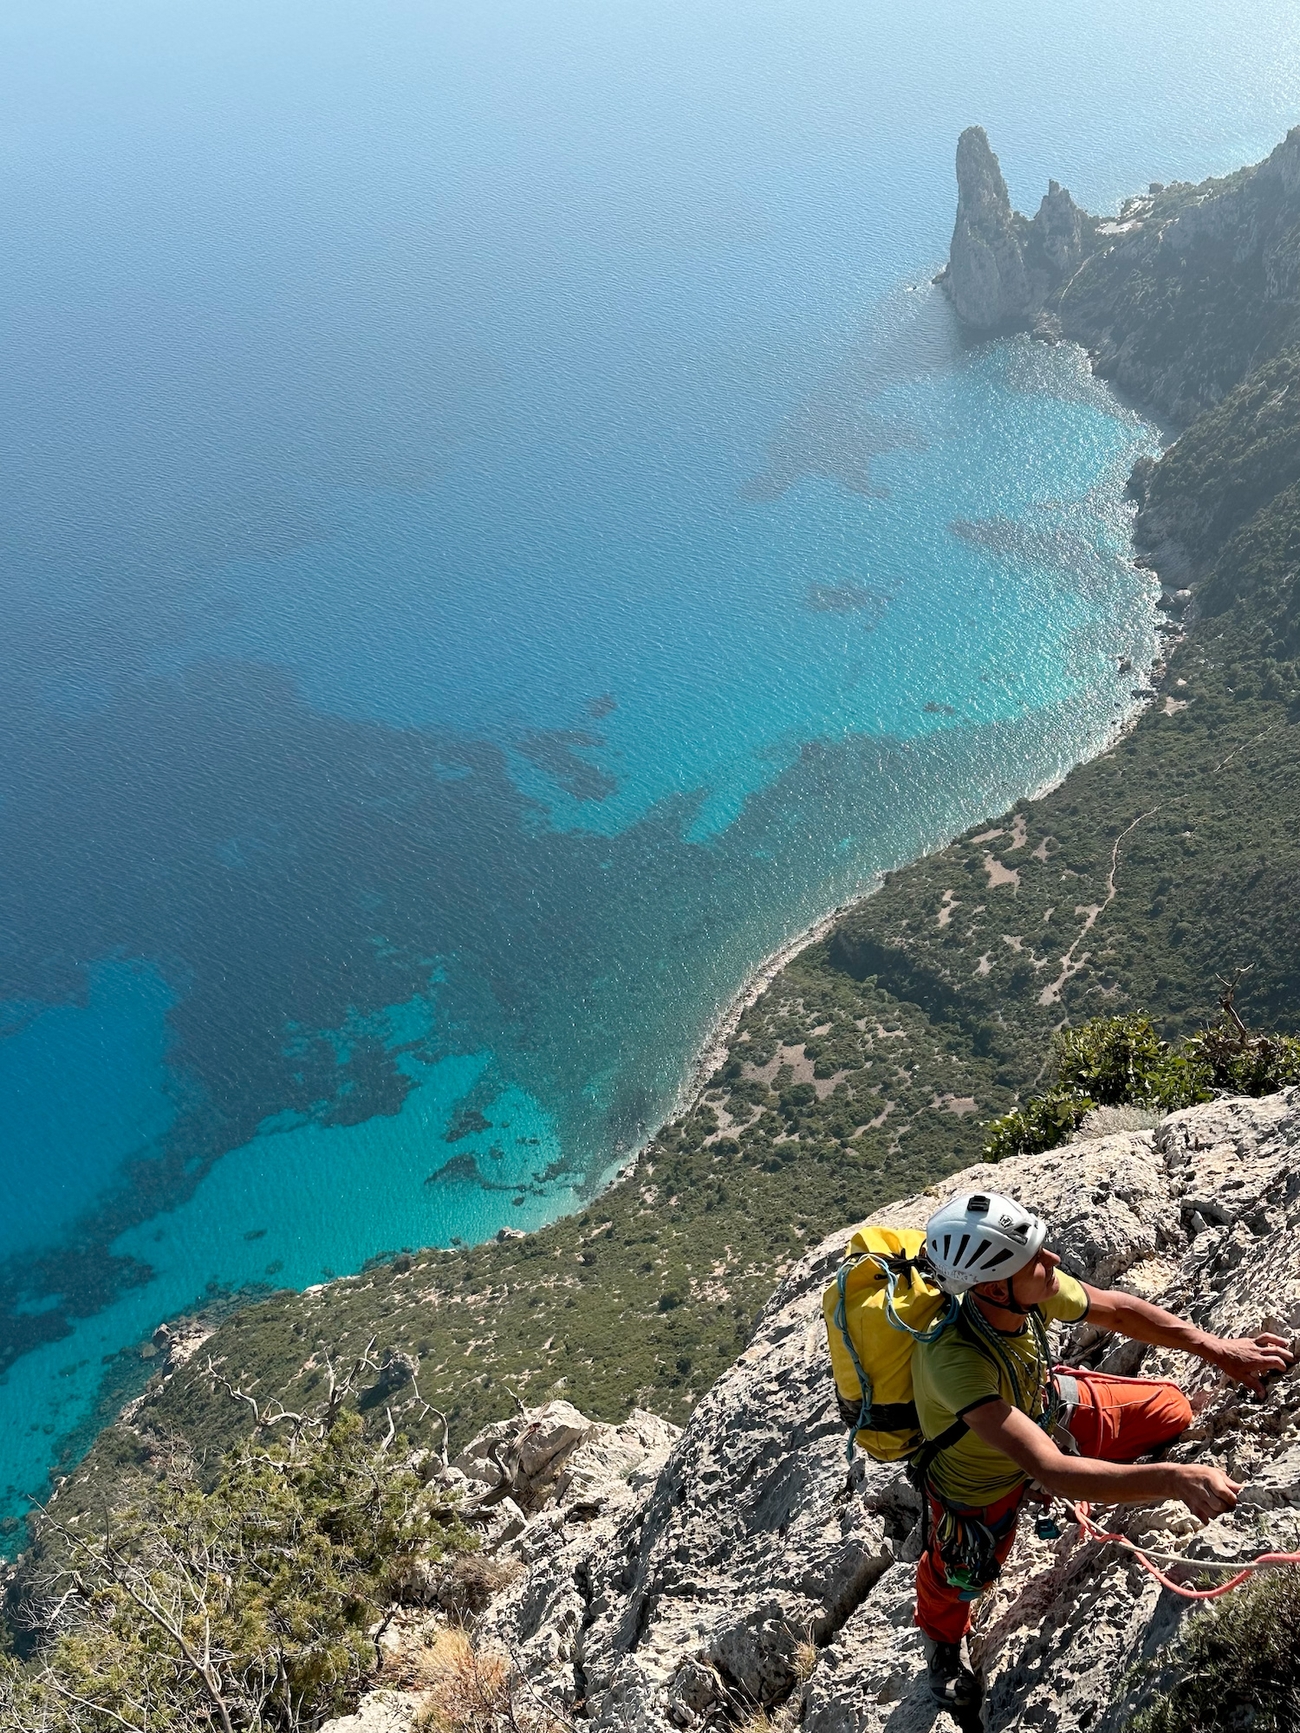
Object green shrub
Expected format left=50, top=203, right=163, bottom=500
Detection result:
left=1132, top=1567, right=1300, bottom=1733
left=983, top=1089, right=1095, bottom=1162
left=1, top=1411, right=472, bottom=1731
left=1052, top=1014, right=1212, bottom=1111
left=1185, top=1023, right=1300, bottom=1095
left=982, top=1011, right=1300, bottom=1161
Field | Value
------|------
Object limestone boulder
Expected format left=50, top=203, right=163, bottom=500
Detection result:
left=319, top=1689, right=422, bottom=1733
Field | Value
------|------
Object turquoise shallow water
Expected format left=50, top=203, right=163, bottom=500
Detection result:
left=2, top=0, right=1299, bottom=1522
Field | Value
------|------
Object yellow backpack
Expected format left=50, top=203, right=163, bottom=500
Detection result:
left=821, top=1225, right=957, bottom=1462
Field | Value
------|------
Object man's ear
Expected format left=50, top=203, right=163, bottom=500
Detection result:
left=975, top=1277, right=1014, bottom=1306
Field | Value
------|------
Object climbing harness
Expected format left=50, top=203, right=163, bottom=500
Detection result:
left=931, top=1497, right=1020, bottom=1595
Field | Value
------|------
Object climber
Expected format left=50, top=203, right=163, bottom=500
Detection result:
left=911, top=1189, right=1294, bottom=1711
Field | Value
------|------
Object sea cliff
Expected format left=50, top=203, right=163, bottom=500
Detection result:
left=938, top=126, right=1094, bottom=329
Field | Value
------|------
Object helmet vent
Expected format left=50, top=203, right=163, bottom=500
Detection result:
left=969, top=1237, right=992, bottom=1268
left=954, top=1232, right=970, bottom=1267
left=982, top=1246, right=1014, bottom=1270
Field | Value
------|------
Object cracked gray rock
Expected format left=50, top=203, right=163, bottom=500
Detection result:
left=483, top=1093, right=1300, bottom=1732
left=331, top=1091, right=1300, bottom=1733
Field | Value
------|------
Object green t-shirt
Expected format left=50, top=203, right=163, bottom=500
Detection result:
left=911, top=1273, right=1090, bottom=1507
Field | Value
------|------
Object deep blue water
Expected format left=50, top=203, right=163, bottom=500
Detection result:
left=2, top=0, right=1298, bottom=1519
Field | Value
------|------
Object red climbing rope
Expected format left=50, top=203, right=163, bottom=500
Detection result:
left=1071, top=1501, right=1300, bottom=1600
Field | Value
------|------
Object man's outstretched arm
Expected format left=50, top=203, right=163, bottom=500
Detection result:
left=1080, top=1285, right=1294, bottom=1397
left=961, top=1399, right=1240, bottom=1519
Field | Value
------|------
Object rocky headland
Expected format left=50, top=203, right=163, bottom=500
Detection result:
left=940, top=121, right=1300, bottom=422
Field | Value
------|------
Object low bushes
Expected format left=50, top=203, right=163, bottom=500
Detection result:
left=0, top=1411, right=474, bottom=1731
left=1133, top=1566, right=1300, bottom=1733
left=406, top=1629, right=567, bottom=1733
left=983, top=1010, right=1300, bottom=1161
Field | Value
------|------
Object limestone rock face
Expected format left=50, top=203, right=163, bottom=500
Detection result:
left=319, top=1689, right=422, bottom=1733
left=1005, top=123, right=1300, bottom=421
left=448, top=1399, right=678, bottom=1523
left=479, top=1093, right=1300, bottom=1732
left=942, top=127, right=1093, bottom=328
left=1031, top=179, right=1089, bottom=277
left=327, top=1093, right=1300, bottom=1732
left=321, top=1403, right=680, bottom=1731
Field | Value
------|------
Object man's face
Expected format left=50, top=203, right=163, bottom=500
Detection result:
left=976, top=1246, right=1061, bottom=1308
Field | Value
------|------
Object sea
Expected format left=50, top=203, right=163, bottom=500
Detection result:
left=1, top=0, right=1297, bottom=1526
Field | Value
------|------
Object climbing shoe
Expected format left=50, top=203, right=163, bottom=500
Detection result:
left=926, top=1639, right=980, bottom=1709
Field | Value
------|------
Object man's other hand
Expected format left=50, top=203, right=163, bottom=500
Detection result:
left=1170, top=1463, right=1242, bottom=1521
left=1206, top=1333, right=1295, bottom=1397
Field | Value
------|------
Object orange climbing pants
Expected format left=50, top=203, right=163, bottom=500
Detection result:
left=915, top=1368, right=1194, bottom=1642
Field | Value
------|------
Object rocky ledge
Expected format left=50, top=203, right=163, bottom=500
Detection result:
left=333, top=1091, right=1300, bottom=1732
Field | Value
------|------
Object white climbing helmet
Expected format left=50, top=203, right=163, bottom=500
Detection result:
left=924, top=1190, right=1049, bottom=1295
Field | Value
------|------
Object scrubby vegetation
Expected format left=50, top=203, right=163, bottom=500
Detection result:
left=400, top=1629, right=566, bottom=1733
left=2, top=1405, right=474, bottom=1731
left=983, top=1002, right=1300, bottom=1160
left=1133, top=1567, right=1300, bottom=1733
left=1057, top=147, right=1300, bottom=422
left=53, top=962, right=1006, bottom=1505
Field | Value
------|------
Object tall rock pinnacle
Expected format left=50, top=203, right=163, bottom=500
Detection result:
left=942, top=126, right=1094, bottom=328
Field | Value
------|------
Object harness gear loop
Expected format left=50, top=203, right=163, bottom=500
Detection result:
left=932, top=1498, right=1020, bottom=1595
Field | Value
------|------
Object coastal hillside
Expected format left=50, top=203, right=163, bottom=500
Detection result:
left=20, top=120, right=1300, bottom=1583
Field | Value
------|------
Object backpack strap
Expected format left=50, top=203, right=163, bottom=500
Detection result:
left=907, top=1415, right=970, bottom=1490
left=907, top=1415, right=971, bottom=1556
left=833, top=1256, right=877, bottom=1459
left=836, top=1391, right=921, bottom=1433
